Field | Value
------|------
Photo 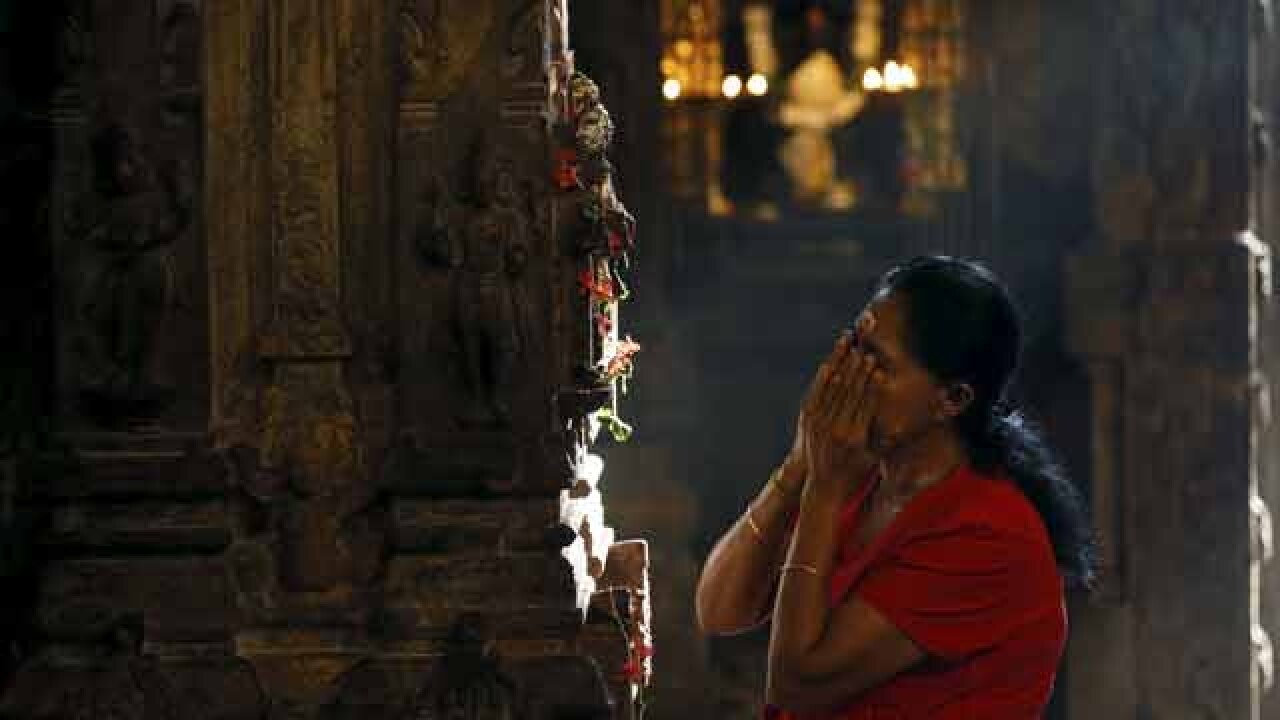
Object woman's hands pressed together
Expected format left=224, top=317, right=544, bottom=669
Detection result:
left=801, top=331, right=884, bottom=499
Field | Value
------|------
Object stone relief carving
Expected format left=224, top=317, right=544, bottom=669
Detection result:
left=159, top=0, right=201, bottom=109
left=0, top=616, right=272, bottom=720
left=49, top=0, right=207, bottom=430
left=418, top=143, right=535, bottom=429
left=24, top=661, right=147, bottom=720
left=399, top=0, right=495, bottom=101
left=503, top=0, right=545, bottom=80
left=406, top=615, right=523, bottom=719
left=222, top=369, right=386, bottom=608
left=1, top=2, right=649, bottom=718
left=400, top=8, right=447, bottom=90
left=69, top=122, right=191, bottom=426
left=57, top=2, right=93, bottom=82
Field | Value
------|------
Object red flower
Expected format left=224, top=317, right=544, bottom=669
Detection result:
left=555, top=147, right=580, bottom=190
left=578, top=266, right=615, bottom=300
left=577, top=267, right=596, bottom=296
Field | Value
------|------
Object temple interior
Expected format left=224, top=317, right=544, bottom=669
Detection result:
left=1, top=1, right=1278, bottom=718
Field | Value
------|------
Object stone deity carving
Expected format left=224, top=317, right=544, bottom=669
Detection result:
left=71, top=123, right=190, bottom=425
left=408, top=616, right=520, bottom=718
left=420, top=148, right=531, bottom=427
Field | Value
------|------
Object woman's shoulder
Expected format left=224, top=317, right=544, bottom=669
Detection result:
left=923, top=465, right=1051, bottom=543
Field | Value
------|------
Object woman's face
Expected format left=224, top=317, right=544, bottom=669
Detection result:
left=853, top=292, right=948, bottom=457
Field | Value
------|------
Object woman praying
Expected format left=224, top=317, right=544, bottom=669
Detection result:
left=695, top=256, right=1095, bottom=718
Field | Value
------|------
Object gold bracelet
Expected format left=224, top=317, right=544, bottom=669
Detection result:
left=744, top=508, right=765, bottom=542
left=768, top=465, right=800, bottom=499
left=781, top=563, right=820, bottom=577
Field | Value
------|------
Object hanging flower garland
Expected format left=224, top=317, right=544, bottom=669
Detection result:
left=557, top=71, right=640, bottom=444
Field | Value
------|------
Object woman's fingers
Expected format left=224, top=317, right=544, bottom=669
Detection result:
left=802, top=354, right=838, bottom=419
left=849, top=353, right=877, bottom=420
left=834, top=351, right=876, bottom=443
left=804, top=333, right=850, bottom=411
left=823, top=352, right=858, bottom=427
left=826, top=350, right=857, bottom=417
left=802, top=361, right=829, bottom=413
left=815, top=334, right=853, bottom=421
left=849, top=368, right=883, bottom=439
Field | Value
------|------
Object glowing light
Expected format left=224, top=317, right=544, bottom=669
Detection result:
left=884, top=60, right=903, bottom=92
left=862, top=67, right=884, bottom=91
left=662, top=77, right=682, bottom=101
left=865, top=60, right=919, bottom=93
left=902, top=63, right=919, bottom=89
left=721, top=74, right=743, bottom=99
left=746, top=73, right=768, bottom=96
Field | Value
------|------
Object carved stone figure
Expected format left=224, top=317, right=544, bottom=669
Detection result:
left=72, top=123, right=189, bottom=425
left=400, top=7, right=449, bottom=89
left=222, top=366, right=385, bottom=601
left=420, top=147, right=532, bottom=428
left=160, top=1, right=202, bottom=113
left=56, top=3, right=93, bottom=82
left=503, top=0, right=544, bottom=79
left=407, top=615, right=521, bottom=719
left=399, top=0, right=495, bottom=101
left=160, top=2, right=200, bottom=89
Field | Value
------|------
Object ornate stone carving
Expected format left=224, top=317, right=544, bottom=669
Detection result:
left=48, top=0, right=208, bottom=431
left=2, top=660, right=148, bottom=720
left=503, top=0, right=545, bottom=80
left=224, top=375, right=387, bottom=603
left=399, top=0, right=496, bottom=102
left=209, top=0, right=388, bottom=621
left=381, top=430, right=524, bottom=498
left=57, top=2, right=93, bottom=83
left=262, top=0, right=348, bottom=359
left=69, top=122, right=190, bottom=426
left=159, top=0, right=201, bottom=113
left=3, top=609, right=263, bottom=719
left=418, top=143, right=535, bottom=428
left=406, top=615, right=522, bottom=719
left=4, top=3, right=652, bottom=719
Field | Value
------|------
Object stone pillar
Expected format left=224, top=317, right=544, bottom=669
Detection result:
left=2, top=1, right=651, bottom=717
left=1064, top=2, right=1261, bottom=717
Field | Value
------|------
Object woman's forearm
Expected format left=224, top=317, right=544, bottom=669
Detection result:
left=768, top=483, right=844, bottom=674
left=695, top=462, right=803, bottom=635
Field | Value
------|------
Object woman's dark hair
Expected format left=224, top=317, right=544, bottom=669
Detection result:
left=873, top=255, right=1097, bottom=590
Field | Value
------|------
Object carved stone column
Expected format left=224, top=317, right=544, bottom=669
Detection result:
left=1, top=2, right=261, bottom=718
left=3, top=1, right=650, bottom=718
left=1063, top=2, right=1260, bottom=718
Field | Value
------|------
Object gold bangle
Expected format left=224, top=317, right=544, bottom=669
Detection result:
left=781, top=563, right=820, bottom=577
left=744, top=508, right=764, bottom=542
left=769, top=465, right=800, bottom=498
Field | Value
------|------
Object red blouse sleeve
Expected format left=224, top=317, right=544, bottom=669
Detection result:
left=854, top=523, right=1039, bottom=662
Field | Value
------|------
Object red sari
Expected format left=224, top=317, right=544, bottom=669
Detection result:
left=765, top=463, right=1067, bottom=719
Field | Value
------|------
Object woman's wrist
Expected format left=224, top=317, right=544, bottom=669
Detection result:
left=800, top=473, right=845, bottom=503
left=769, top=459, right=805, bottom=500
